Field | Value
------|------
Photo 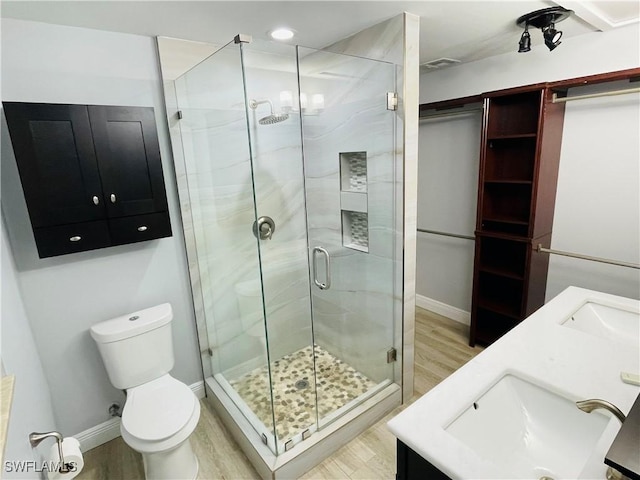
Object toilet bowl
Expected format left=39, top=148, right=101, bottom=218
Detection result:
left=90, top=304, right=200, bottom=480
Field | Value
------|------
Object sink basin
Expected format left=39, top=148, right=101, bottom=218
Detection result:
left=562, top=302, right=640, bottom=348
left=446, top=375, right=610, bottom=479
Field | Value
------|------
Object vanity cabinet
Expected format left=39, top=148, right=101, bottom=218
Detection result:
left=396, top=440, right=451, bottom=479
left=3, top=102, right=172, bottom=258
left=470, top=86, right=565, bottom=346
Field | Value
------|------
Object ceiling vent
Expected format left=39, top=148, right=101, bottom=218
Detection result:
left=420, top=57, right=461, bottom=69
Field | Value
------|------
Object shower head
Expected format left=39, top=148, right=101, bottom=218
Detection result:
left=259, top=112, right=289, bottom=125
left=249, top=98, right=289, bottom=126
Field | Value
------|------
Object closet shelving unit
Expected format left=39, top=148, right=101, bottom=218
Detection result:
left=470, top=84, right=566, bottom=346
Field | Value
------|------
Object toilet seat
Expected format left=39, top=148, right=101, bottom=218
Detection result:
left=121, top=375, right=200, bottom=453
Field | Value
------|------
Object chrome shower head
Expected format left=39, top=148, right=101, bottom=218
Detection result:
left=259, top=113, right=289, bottom=125
left=249, top=98, right=289, bottom=126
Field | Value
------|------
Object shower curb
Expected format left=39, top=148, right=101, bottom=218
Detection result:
left=204, top=377, right=401, bottom=479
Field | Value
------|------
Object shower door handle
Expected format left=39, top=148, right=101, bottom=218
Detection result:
left=312, top=246, right=331, bottom=290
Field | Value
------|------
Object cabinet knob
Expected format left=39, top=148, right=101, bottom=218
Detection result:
left=110, top=193, right=116, bottom=203
left=137, top=226, right=148, bottom=232
left=69, top=236, right=82, bottom=242
left=92, top=196, right=100, bottom=205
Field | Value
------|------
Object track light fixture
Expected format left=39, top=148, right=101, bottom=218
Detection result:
left=516, top=6, right=572, bottom=53
left=518, top=25, right=531, bottom=53
left=543, top=23, right=563, bottom=51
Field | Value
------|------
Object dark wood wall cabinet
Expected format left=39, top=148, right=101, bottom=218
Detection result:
left=470, top=86, right=565, bottom=346
left=3, top=102, right=172, bottom=258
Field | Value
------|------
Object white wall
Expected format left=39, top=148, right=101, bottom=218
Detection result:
left=1, top=217, right=59, bottom=477
left=1, top=18, right=202, bottom=437
left=420, top=23, right=640, bottom=103
left=417, top=23, right=640, bottom=315
left=546, top=91, right=640, bottom=300
left=416, top=111, right=481, bottom=316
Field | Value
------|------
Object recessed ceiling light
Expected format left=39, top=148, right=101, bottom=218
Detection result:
left=270, top=28, right=295, bottom=41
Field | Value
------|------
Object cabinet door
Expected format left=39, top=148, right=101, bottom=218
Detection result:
left=3, top=102, right=106, bottom=227
left=88, top=106, right=168, bottom=218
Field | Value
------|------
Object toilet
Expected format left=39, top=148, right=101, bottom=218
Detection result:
left=90, top=303, right=200, bottom=480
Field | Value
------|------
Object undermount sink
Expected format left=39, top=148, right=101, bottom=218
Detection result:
left=445, top=374, right=611, bottom=479
left=561, top=302, right=640, bottom=348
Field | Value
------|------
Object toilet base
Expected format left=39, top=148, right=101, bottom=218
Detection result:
left=141, top=439, right=198, bottom=480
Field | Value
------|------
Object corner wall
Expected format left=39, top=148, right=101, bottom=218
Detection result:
left=1, top=18, right=202, bottom=438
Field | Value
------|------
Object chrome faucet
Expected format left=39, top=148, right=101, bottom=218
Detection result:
left=576, top=399, right=627, bottom=423
left=575, top=399, right=629, bottom=480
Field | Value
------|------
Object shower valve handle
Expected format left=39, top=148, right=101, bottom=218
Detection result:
left=253, top=216, right=275, bottom=240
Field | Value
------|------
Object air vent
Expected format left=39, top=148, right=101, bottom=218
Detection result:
left=421, top=57, right=461, bottom=69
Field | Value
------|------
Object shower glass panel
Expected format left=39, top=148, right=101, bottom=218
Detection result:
left=173, top=42, right=278, bottom=450
left=297, top=47, right=397, bottom=428
left=237, top=40, right=318, bottom=450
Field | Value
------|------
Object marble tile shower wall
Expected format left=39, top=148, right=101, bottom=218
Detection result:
left=300, top=49, right=397, bottom=383
left=176, top=49, right=314, bottom=378
left=242, top=55, right=315, bottom=367
left=177, top=105, right=265, bottom=376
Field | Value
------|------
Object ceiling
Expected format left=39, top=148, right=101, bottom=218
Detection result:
left=2, top=1, right=638, bottom=66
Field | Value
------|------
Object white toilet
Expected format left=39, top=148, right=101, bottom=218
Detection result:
left=90, top=303, right=200, bottom=480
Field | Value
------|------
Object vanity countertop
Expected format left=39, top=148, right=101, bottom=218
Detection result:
left=387, top=286, right=640, bottom=479
left=1, top=375, right=16, bottom=464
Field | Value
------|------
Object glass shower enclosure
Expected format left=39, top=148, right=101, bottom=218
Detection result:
left=173, top=36, right=399, bottom=455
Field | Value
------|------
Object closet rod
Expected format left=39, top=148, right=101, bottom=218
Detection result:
left=552, top=87, right=640, bottom=103
left=536, top=244, right=640, bottom=270
left=419, top=108, right=483, bottom=120
left=418, top=228, right=475, bottom=241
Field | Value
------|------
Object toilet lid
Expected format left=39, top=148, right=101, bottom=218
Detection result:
left=122, top=375, right=197, bottom=441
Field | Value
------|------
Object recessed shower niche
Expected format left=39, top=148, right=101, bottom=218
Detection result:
left=340, top=151, right=369, bottom=252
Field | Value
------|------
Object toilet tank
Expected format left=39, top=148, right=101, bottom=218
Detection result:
left=90, top=303, right=174, bottom=389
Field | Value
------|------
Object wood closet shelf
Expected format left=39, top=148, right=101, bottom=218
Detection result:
left=487, top=133, right=537, bottom=140
left=470, top=85, right=566, bottom=346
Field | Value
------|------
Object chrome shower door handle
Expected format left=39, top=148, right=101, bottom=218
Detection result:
left=312, top=246, right=331, bottom=290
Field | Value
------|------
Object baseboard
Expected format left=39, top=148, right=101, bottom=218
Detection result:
left=75, top=380, right=206, bottom=452
left=190, top=380, right=206, bottom=399
left=75, top=417, right=121, bottom=452
left=415, top=294, right=470, bottom=325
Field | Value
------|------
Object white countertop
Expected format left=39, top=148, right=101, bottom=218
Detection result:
left=387, top=286, right=640, bottom=479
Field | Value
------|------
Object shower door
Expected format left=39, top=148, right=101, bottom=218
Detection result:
left=297, top=47, right=398, bottom=428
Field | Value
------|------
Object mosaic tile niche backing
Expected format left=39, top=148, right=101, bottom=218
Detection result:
left=228, top=345, right=376, bottom=442
left=340, top=151, right=367, bottom=192
left=346, top=211, right=369, bottom=249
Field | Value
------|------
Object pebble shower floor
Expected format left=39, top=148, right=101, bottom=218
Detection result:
left=229, top=345, right=376, bottom=442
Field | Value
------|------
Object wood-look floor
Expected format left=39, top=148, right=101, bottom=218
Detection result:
left=76, top=308, right=483, bottom=480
